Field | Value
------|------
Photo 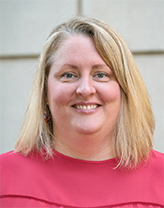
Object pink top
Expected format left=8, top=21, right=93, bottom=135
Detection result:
left=0, top=149, right=163, bottom=207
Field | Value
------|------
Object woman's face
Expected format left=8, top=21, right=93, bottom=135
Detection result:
left=47, top=35, right=121, bottom=139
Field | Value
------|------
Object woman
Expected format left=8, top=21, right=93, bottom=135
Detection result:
left=0, top=16, right=163, bottom=207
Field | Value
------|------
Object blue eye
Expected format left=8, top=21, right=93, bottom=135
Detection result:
left=95, top=73, right=108, bottom=78
left=93, top=72, right=110, bottom=82
left=61, top=72, right=76, bottom=78
left=60, top=72, right=78, bottom=82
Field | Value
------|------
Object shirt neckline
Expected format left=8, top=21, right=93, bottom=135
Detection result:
left=52, top=149, right=117, bottom=165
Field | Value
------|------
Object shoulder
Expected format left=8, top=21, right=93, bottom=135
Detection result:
left=0, top=150, right=54, bottom=196
left=0, top=151, right=33, bottom=168
left=151, top=149, right=164, bottom=159
left=1, top=151, right=29, bottom=180
left=0, top=149, right=48, bottom=162
left=149, top=149, right=164, bottom=183
left=1, top=150, right=23, bottom=161
left=0, top=150, right=47, bottom=179
left=0, top=151, right=22, bottom=168
left=143, top=150, right=164, bottom=196
left=143, top=149, right=164, bottom=178
left=149, top=149, right=164, bottom=169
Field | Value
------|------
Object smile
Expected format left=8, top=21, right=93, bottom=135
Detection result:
left=73, top=105, right=99, bottom=110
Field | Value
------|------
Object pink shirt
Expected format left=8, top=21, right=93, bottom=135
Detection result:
left=0, top=149, right=163, bottom=207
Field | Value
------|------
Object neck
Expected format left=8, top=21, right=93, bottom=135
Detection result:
left=53, top=132, right=115, bottom=161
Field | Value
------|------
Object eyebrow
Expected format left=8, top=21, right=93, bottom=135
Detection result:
left=92, top=64, right=109, bottom=69
left=61, top=64, right=109, bottom=69
left=61, top=64, right=78, bottom=69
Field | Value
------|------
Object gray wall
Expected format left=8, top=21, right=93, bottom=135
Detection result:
left=0, top=0, right=164, bottom=154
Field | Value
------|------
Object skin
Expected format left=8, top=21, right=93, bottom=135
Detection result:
left=47, top=35, right=121, bottom=161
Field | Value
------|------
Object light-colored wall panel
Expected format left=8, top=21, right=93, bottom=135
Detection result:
left=0, top=0, right=77, bottom=56
left=82, top=0, right=164, bottom=51
left=134, top=54, right=164, bottom=152
left=0, top=58, right=38, bottom=153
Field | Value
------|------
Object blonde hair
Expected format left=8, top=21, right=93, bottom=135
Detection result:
left=15, top=16, right=154, bottom=168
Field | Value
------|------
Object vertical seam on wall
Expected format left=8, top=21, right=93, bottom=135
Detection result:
left=77, top=0, right=82, bottom=15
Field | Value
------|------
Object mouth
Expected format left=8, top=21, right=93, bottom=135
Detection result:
left=72, top=104, right=100, bottom=110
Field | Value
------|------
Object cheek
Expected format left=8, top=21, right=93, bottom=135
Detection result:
left=47, top=82, right=74, bottom=106
left=100, top=82, right=121, bottom=103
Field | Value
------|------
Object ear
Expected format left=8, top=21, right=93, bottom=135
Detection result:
left=45, top=97, right=49, bottom=105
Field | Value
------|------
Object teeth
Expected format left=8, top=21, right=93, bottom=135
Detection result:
left=76, top=105, right=98, bottom=109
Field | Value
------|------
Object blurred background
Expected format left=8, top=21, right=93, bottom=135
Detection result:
left=0, top=0, right=164, bottom=154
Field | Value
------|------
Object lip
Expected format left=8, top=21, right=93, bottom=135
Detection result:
left=71, top=102, right=101, bottom=113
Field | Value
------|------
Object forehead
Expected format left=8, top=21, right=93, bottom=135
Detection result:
left=52, top=35, right=106, bottom=66
left=56, top=35, right=94, bottom=53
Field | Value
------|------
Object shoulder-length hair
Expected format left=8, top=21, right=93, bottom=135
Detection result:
left=15, top=16, right=154, bottom=168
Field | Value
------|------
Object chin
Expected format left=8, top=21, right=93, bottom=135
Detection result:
left=74, top=124, right=101, bottom=135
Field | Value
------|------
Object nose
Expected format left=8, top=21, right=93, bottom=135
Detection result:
left=76, top=76, right=96, bottom=97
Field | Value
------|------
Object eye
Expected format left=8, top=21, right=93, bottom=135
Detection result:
left=93, top=72, right=110, bottom=81
left=60, top=72, right=78, bottom=82
left=95, top=73, right=108, bottom=78
left=62, top=72, right=75, bottom=78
